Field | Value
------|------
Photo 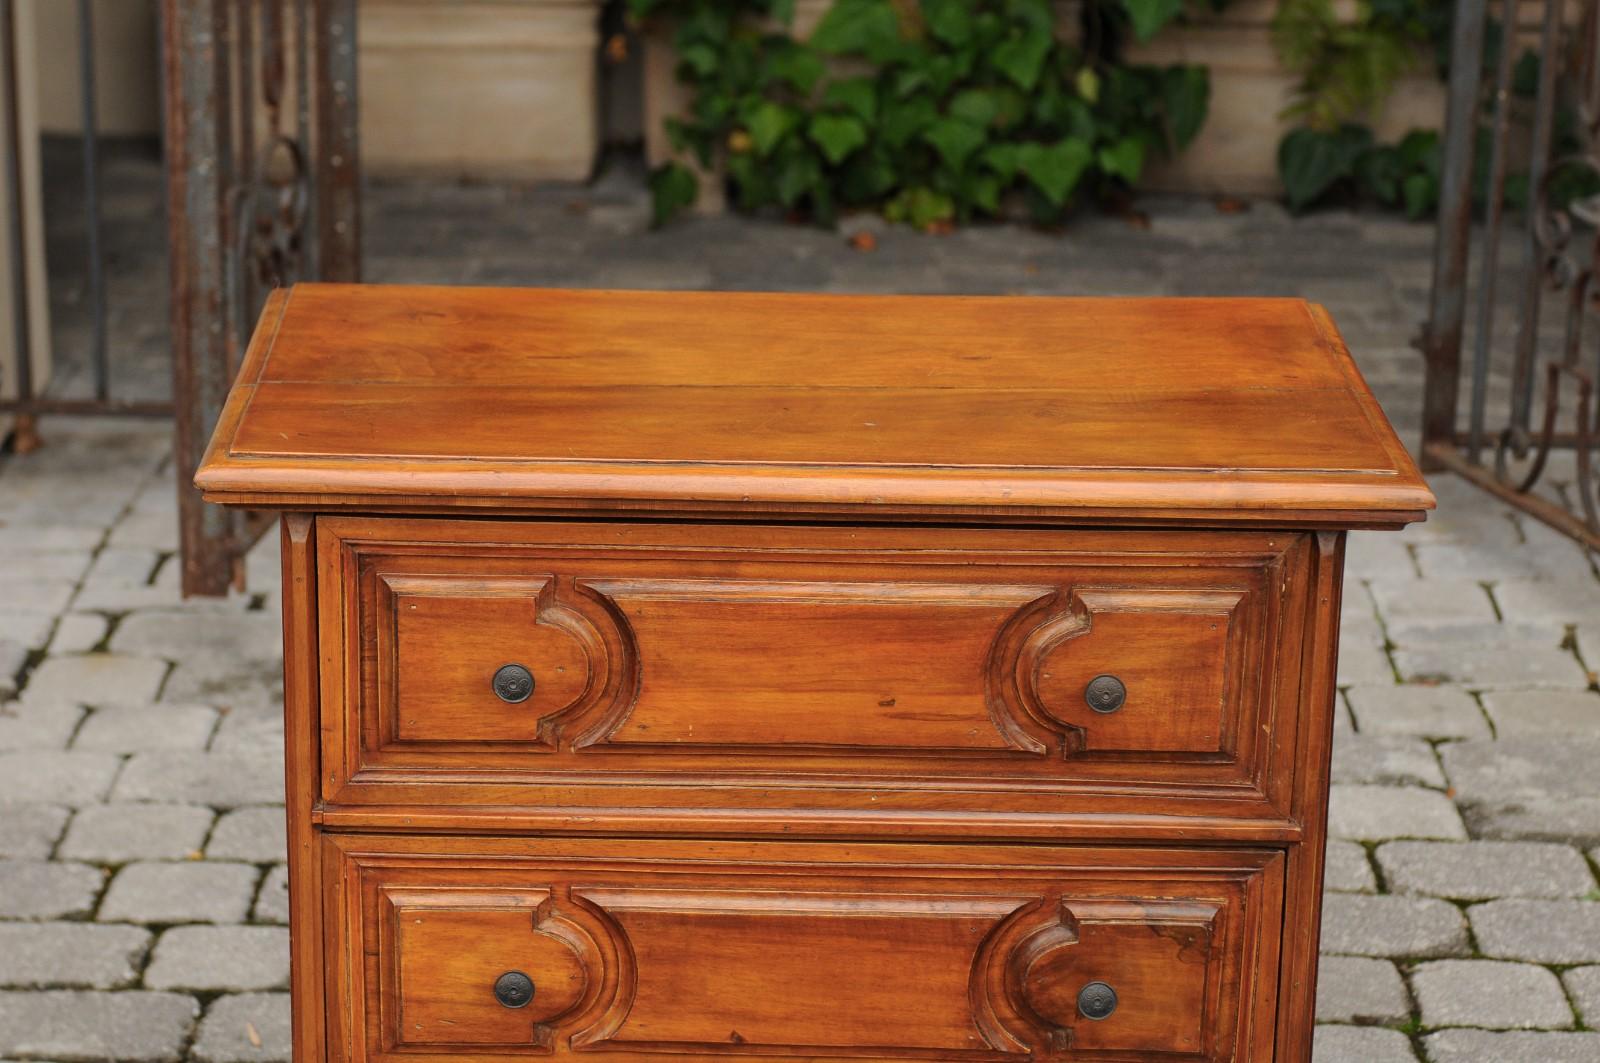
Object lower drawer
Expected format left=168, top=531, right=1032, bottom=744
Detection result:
left=323, top=835, right=1284, bottom=1061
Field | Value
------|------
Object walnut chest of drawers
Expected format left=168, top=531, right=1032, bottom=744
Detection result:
left=197, top=285, right=1433, bottom=1063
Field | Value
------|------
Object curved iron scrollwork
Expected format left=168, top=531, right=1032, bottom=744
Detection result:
left=1423, top=0, right=1600, bottom=548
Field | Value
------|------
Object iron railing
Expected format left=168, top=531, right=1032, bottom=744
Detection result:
left=1422, top=0, right=1600, bottom=547
left=0, top=0, right=170, bottom=451
left=163, top=0, right=359, bottom=595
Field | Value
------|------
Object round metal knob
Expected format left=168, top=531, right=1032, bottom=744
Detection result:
left=1084, top=675, right=1126, bottom=714
left=493, top=970, right=535, bottom=1009
left=491, top=664, right=534, bottom=703
left=1077, top=981, right=1118, bottom=1020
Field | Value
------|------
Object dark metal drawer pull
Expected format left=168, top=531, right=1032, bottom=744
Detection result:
left=1077, top=981, right=1118, bottom=1020
left=491, top=664, right=535, bottom=703
left=1084, top=675, right=1126, bottom=714
left=493, top=970, right=535, bottom=1008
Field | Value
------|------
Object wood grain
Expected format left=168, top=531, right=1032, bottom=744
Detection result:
left=195, top=285, right=1432, bottom=527
left=314, top=517, right=1303, bottom=830
left=194, top=288, right=1424, bottom=1061
left=326, top=833, right=1284, bottom=1062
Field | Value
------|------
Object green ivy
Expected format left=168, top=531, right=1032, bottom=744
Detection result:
left=632, top=0, right=1217, bottom=227
left=1277, top=18, right=1600, bottom=218
left=1272, top=0, right=1450, bottom=214
left=1278, top=125, right=1440, bottom=217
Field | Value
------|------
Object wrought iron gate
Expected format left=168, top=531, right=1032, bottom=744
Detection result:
left=1421, top=0, right=1600, bottom=549
left=163, top=0, right=360, bottom=595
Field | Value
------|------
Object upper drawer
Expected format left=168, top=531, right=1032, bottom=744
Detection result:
left=316, top=519, right=1319, bottom=833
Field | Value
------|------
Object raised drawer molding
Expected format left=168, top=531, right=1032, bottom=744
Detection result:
left=196, top=285, right=1433, bottom=1061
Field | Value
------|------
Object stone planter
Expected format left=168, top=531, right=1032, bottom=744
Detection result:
left=361, top=0, right=603, bottom=180
left=640, top=0, right=1446, bottom=204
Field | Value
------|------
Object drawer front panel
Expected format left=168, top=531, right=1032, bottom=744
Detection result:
left=319, top=519, right=1312, bottom=826
left=327, top=835, right=1284, bottom=1061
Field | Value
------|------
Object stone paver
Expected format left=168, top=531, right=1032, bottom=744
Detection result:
left=1392, top=634, right=1589, bottom=688
left=1410, top=959, right=1573, bottom=1030
left=0, top=699, right=85, bottom=750
left=1330, top=735, right=1444, bottom=787
left=0, top=804, right=70, bottom=858
left=48, top=611, right=108, bottom=654
left=99, top=862, right=261, bottom=925
left=1344, top=684, right=1491, bottom=740
left=1480, top=689, right=1600, bottom=736
left=1367, top=578, right=1497, bottom=633
left=253, top=865, right=289, bottom=925
left=1564, top=965, right=1600, bottom=1027
left=1312, top=1025, right=1418, bottom=1062
left=18, top=653, right=169, bottom=707
left=113, top=751, right=286, bottom=808
left=0, top=750, right=122, bottom=805
left=8, top=156, right=1600, bottom=1056
left=1376, top=840, right=1596, bottom=900
left=0, top=990, right=199, bottom=1061
left=0, top=923, right=151, bottom=989
left=207, top=806, right=288, bottom=863
left=1315, top=955, right=1410, bottom=1023
left=73, top=703, right=219, bottom=752
left=1470, top=898, right=1600, bottom=964
left=1322, top=840, right=1375, bottom=893
left=1421, top=1030, right=1600, bottom=1062
left=1326, top=785, right=1467, bottom=841
left=1440, top=738, right=1600, bottom=844
left=191, top=993, right=291, bottom=1063
left=143, top=927, right=290, bottom=992
left=0, top=861, right=105, bottom=919
left=1319, top=893, right=1469, bottom=958
left=58, top=802, right=216, bottom=863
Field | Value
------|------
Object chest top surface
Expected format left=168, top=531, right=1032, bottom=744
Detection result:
left=195, top=283, right=1432, bottom=526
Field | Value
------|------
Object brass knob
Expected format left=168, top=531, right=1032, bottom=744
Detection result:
left=1077, top=981, right=1118, bottom=1020
left=493, top=970, right=535, bottom=1009
left=1084, top=675, right=1126, bottom=714
left=492, top=664, right=534, bottom=703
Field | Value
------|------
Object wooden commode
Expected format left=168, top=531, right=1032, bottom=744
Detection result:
left=196, top=285, right=1433, bottom=1062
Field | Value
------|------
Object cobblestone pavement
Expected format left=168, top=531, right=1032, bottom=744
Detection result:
left=3, top=149, right=1599, bottom=1061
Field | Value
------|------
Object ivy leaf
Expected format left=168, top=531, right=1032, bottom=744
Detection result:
left=1017, top=138, right=1093, bottom=206
left=1402, top=172, right=1437, bottom=220
left=925, top=0, right=972, bottom=45
left=823, top=77, right=879, bottom=123
left=949, top=89, right=998, bottom=128
left=1121, top=0, right=1184, bottom=41
left=748, top=101, right=799, bottom=156
left=809, top=113, right=870, bottom=165
left=887, top=186, right=956, bottom=229
left=923, top=118, right=987, bottom=171
left=881, top=96, right=937, bottom=148
left=776, top=150, right=822, bottom=206
left=841, top=147, right=898, bottom=201
left=1161, top=66, right=1209, bottom=150
left=764, top=45, right=825, bottom=93
left=810, top=0, right=901, bottom=59
left=649, top=163, right=698, bottom=227
left=966, top=173, right=1002, bottom=214
left=678, top=42, right=720, bottom=78
left=992, top=30, right=1052, bottom=90
left=981, top=142, right=1020, bottom=182
left=1098, top=136, right=1146, bottom=183
left=1278, top=125, right=1371, bottom=212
